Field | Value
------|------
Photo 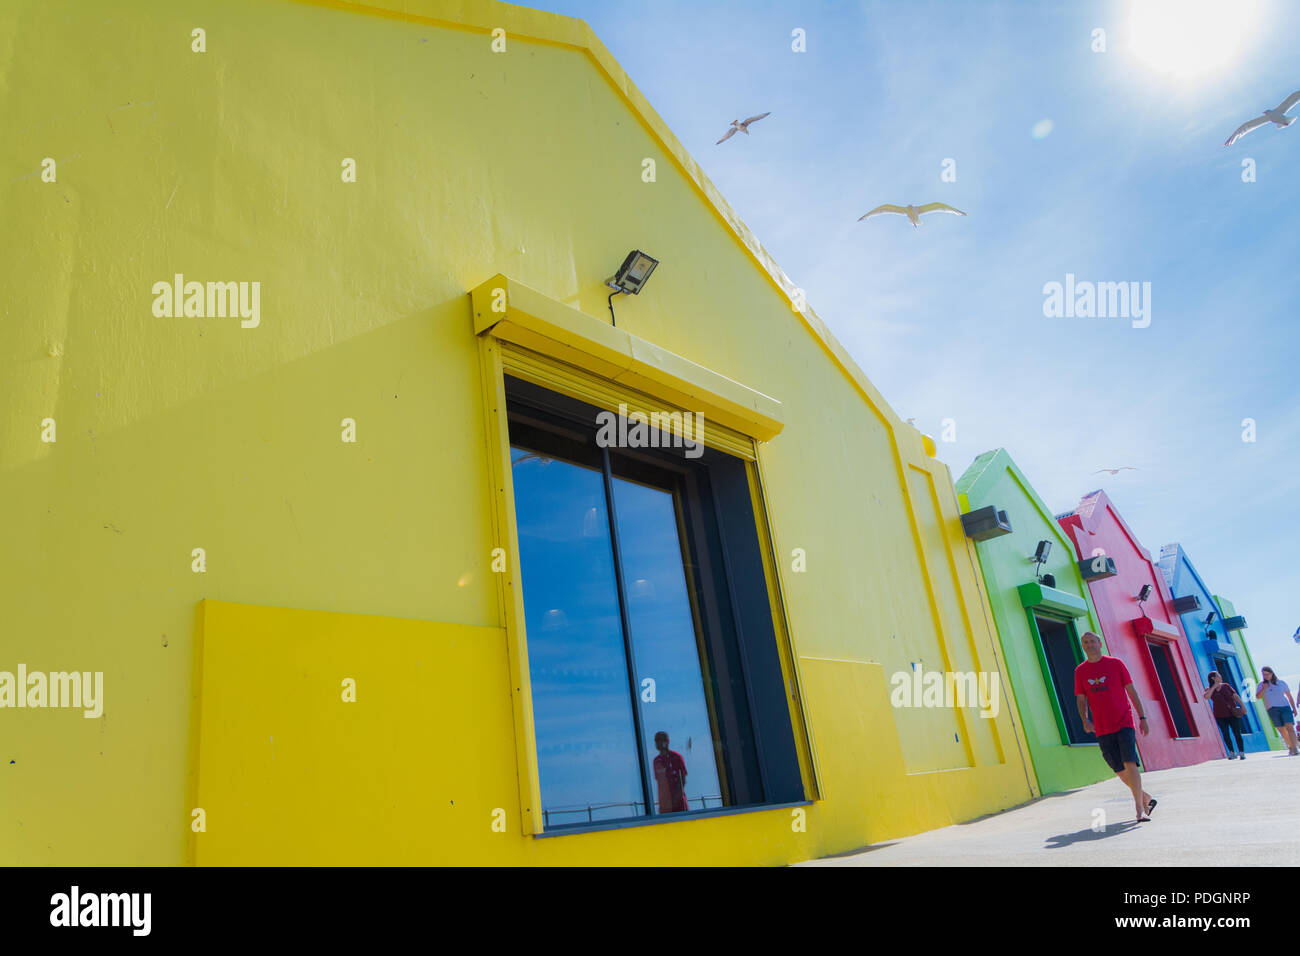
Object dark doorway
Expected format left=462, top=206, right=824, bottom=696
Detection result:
left=1148, top=639, right=1195, bottom=738
left=1211, top=655, right=1231, bottom=683
left=1036, top=616, right=1095, bottom=744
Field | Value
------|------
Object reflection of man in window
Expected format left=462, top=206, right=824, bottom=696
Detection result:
left=653, top=731, right=689, bottom=813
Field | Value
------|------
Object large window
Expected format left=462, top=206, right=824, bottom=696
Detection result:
left=506, top=376, right=804, bottom=830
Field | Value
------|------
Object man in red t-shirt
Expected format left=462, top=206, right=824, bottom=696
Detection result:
left=652, top=731, right=689, bottom=813
left=1074, top=631, right=1157, bottom=823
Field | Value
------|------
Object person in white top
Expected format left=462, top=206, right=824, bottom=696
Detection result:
left=1256, top=666, right=1298, bottom=755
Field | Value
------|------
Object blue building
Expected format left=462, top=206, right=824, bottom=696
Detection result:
left=1157, top=544, right=1268, bottom=753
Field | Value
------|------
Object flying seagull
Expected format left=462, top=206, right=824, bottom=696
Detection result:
left=858, top=203, right=967, bottom=227
left=1093, top=467, right=1138, bottom=475
left=1224, top=91, right=1300, bottom=146
left=716, top=112, right=770, bottom=144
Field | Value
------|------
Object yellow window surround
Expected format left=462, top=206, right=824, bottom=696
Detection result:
left=470, top=274, right=784, bottom=458
left=470, top=275, right=821, bottom=835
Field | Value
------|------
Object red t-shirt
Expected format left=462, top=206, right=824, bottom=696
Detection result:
left=653, top=750, right=688, bottom=813
left=1074, top=655, right=1135, bottom=736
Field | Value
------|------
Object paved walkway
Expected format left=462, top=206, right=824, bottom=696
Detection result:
left=803, top=749, right=1300, bottom=866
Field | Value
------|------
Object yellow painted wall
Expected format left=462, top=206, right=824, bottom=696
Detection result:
left=194, top=600, right=814, bottom=865
left=1, top=0, right=1032, bottom=864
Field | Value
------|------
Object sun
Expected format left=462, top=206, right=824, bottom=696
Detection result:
left=1126, top=0, right=1262, bottom=81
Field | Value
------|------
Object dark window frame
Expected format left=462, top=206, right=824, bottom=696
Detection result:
left=505, top=376, right=806, bottom=831
left=1145, top=637, right=1198, bottom=739
left=1026, top=611, right=1096, bottom=746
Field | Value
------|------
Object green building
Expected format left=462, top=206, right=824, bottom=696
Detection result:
left=957, top=449, right=1112, bottom=794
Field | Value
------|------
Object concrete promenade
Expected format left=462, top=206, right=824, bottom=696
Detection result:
left=804, top=749, right=1300, bottom=866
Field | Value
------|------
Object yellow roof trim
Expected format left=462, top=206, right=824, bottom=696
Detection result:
left=301, top=0, right=913, bottom=442
left=472, top=274, right=784, bottom=441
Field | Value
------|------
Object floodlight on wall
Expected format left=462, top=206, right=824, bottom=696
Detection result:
left=1031, top=539, right=1052, bottom=583
left=1136, top=583, right=1153, bottom=609
left=604, top=250, right=659, bottom=327
left=1170, top=594, right=1202, bottom=614
left=1205, top=610, right=1218, bottom=628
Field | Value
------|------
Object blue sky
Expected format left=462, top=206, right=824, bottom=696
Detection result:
left=524, top=0, right=1300, bottom=676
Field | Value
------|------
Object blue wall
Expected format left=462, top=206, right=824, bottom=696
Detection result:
left=1157, top=545, right=1268, bottom=752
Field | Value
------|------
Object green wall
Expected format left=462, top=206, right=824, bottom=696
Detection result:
left=957, top=449, right=1113, bottom=794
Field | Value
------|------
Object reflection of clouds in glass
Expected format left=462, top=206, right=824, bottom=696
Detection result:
left=613, top=476, right=723, bottom=810
left=629, top=577, right=656, bottom=601
left=532, top=667, right=627, bottom=682
left=512, top=447, right=644, bottom=822
left=510, top=450, right=553, bottom=467
left=514, top=452, right=607, bottom=545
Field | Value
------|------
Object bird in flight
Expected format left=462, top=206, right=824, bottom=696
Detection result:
left=1093, top=467, right=1138, bottom=475
left=716, top=112, right=771, bottom=144
left=858, top=203, right=967, bottom=227
left=1224, top=91, right=1300, bottom=146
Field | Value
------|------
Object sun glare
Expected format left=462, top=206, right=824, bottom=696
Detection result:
left=1126, top=0, right=1263, bottom=81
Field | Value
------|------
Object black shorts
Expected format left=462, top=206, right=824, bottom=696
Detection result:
left=1096, top=726, right=1141, bottom=773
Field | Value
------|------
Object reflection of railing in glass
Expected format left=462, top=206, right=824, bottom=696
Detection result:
left=543, top=795, right=724, bottom=827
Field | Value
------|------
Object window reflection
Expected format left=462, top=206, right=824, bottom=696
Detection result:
left=511, top=447, right=646, bottom=825
left=504, top=378, right=807, bottom=821
left=612, top=475, right=724, bottom=815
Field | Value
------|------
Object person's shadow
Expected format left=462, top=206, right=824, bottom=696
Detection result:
left=1045, top=820, right=1142, bottom=848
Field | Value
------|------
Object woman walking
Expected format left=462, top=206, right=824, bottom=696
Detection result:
left=1203, top=671, right=1247, bottom=759
left=1256, top=666, right=1299, bottom=755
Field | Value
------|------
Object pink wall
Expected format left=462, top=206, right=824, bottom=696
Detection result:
left=1058, top=491, right=1223, bottom=771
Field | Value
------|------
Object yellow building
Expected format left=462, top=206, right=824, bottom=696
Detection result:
left=1, top=0, right=1034, bottom=865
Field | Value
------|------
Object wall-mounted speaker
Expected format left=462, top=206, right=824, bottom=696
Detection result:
left=960, top=505, right=1012, bottom=541
left=1078, top=556, right=1117, bottom=581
